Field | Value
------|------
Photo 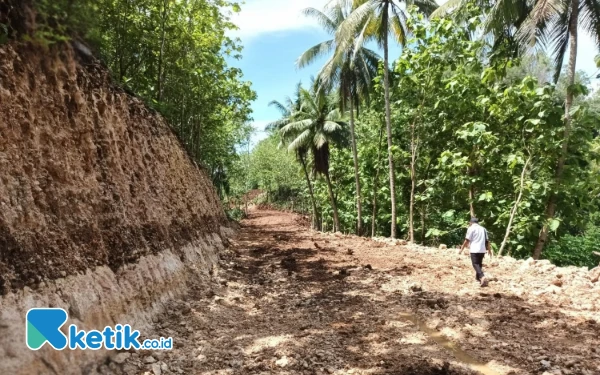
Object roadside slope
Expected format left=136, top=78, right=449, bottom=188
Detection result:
left=0, top=3, right=230, bottom=373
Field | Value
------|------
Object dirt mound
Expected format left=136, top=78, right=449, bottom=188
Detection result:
left=0, top=13, right=226, bottom=293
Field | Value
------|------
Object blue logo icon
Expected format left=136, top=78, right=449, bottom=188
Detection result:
left=26, top=308, right=68, bottom=350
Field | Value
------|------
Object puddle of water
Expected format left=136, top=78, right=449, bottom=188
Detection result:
left=398, top=312, right=501, bottom=375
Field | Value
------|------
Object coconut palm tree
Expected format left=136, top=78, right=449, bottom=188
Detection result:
left=434, top=0, right=600, bottom=258
left=268, top=85, right=321, bottom=231
left=271, top=82, right=348, bottom=232
left=335, top=0, right=438, bottom=238
left=297, top=0, right=381, bottom=235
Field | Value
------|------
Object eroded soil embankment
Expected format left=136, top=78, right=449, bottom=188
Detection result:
left=0, top=39, right=226, bottom=292
left=101, top=209, right=600, bottom=375
left=0, top=9, right=231, bottom=373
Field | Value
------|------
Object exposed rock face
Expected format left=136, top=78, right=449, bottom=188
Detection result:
left=0, top=3, right=231, bottom=373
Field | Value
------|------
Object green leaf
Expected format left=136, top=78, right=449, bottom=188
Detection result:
left=568, top=105, right=581, bottom=117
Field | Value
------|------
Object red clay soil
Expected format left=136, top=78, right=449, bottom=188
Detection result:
left=100, top=209, right=600, bottom=375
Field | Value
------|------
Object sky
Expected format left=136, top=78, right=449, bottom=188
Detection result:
left=227, top=0, right=600, bottom=147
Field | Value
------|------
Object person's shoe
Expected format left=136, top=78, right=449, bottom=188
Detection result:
left=480, top=277, right=488, bottom=287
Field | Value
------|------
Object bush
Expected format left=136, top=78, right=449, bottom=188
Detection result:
left=544, top=226, right=600, bottom=268
left=226, top=208, right=246, bottom=222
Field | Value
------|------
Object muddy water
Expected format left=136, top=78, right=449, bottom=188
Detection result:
left=399, top=313, right=501, bottom=375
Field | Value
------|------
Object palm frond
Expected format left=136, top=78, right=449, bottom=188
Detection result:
left=345, top=7, right=366, bottom=54
left=280, top=119, right=314, bottom=137
left=430, top=0, right=463, bottom=18
left=389, top=5, right=408, bottom=46
left=302, top=7, right=338, bottom=34
left=359, top=47, right=381, bottom=70
left=266, top=118, right=291, bottom=132
left=300, top=87, right=319, bottom=115
left=326, top=106, right=343, bottom=121
left=297, top=40, right=336, bottom=69
left=324, top=120, right=344, bottom=132
left=268, top=100, right=290, bottom=116
left=326, top=0, right=351, bottom=25
left=412, top=0, right=441, bottom=16
left=485, top=0, right=531, bottom=36
left=354, top=49, right=379, bottom=104
left=288, top=129, right=313, bottom=152
left=548, top=7, right=570, bottom=82
left=580, top=0, right=600, bottom=48
left=318, top=50, right=345, bottom=90
left=517, top=0, right=562, bottom=50
left=336, top=0, right=377, bottom=53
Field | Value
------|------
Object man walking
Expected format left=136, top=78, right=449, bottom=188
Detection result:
left=459, top=218, right=491, bottom=287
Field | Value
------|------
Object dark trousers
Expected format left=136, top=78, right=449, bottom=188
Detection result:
left=470, top=253, right=485, bottom=281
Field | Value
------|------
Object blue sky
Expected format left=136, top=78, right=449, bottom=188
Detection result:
left=228, top=0, right=599, bottom=147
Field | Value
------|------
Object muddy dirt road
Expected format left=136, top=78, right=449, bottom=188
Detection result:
left=101, top=209, right=600, bottom=375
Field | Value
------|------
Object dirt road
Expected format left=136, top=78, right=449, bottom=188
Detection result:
left=101, top=209, right=600, bottom=375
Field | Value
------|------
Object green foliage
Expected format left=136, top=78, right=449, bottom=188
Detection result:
left=250, top=4, right=599, bottom=267
left=35, top=0, right=600, bottom=267
left=545, top=226, right=600, bottom=268
left=228, top=134, right=314, bottom=216
left=27, top=0, right=256, bottom=195
left=31, top=0, right=98, bottom=45
left=226, top=207, right=247, bottom=222
left=247, top=136, right=303, bottom=196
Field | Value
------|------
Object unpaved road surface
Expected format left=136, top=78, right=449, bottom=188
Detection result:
left=100, top=209, right=600, bottom=375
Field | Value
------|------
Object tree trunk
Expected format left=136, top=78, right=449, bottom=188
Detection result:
left=409, top=132, right=417, bottom=242
left=420, top=205, right=426, bottom=243
left=408, top=99, right=425, bottom=242
left=157, top=0, right=169, bottom=102
left=419, top=156, right=437, bottom=243
left=349, top=99, right=363, bottom=235
left=498, top=155, right=532, bottom=256
left=372, top=126, right=384, bottom=237
left=382, top=14, right=397, bottom=238
left=467, top=163, right=476, bottom=218
left=325, top=172, right=341, bottom=232
left=532, top=0, right=579, bottom=259
left=408, top=75, right=430, bottom=243
left=469, top=183, right=476, bottom=218
left=300, top=153, right=320, bottom=231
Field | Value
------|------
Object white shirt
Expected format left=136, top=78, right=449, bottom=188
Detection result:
left=466, top=224, right=488, bottom=253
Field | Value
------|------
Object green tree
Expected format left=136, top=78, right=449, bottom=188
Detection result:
left=336, top=0, right=438, bottom=238
left=433, top=0, right=600, bottom=258
left=275, top=83, right=349, bottom=232
left=298, top=0, right=380, bottom=235
left=268, top=84, right=322, bottom=230
left=45, top=0, right=257, bottom=194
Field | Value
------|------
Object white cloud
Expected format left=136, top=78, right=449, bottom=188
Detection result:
left=229, top=0, right=327, bottom=39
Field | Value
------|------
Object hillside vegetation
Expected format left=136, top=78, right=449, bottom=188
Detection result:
left=229, top=1, right=600, bottom=268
